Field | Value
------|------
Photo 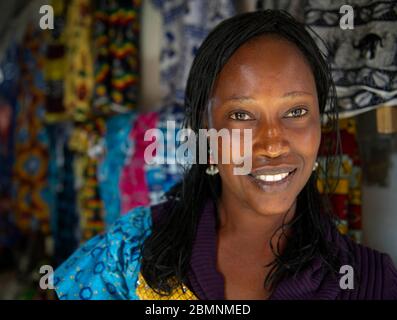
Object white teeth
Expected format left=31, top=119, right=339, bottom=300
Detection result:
left=257, top=172, right=289, bottom=182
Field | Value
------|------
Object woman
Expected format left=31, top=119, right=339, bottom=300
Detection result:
left=54, top=10, right=397, bottom=300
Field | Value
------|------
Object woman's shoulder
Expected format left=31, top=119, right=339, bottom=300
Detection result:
left=335, top=231, right=397, bottom=300
left=53, top=206, right=153, bottom=300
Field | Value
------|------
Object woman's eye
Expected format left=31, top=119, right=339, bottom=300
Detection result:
left=285, top=107, right=308, bottom=118
left=229, top=111, right=252, bottom=121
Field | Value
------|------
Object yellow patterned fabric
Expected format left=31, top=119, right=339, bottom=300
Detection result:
left=136, top=272, right=198, bottom=300
left=64, top=0, right=94, bottom=122
left=318, top=118, right=362, bottom=243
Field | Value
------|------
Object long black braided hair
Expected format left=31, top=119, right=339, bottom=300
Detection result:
left=140, top=9, right=343, bottom=295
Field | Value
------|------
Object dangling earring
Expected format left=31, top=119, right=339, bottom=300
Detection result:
left=313, top=161, right=319, bottom=171
left=206, top=149, right=219, bottom=175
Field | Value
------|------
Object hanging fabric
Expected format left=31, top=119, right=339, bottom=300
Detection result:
left=69, top=119, right=106, bottom=241
left=119, top=112, right=158, bottom=214
left=63, top=0, right=94, bottom=122
left=145, top=104, right=185, bottom=205
left=12, top=23, right=52, bottom=235
left=318, top=118, right=363, bottom=243
left=43, top=0, right=68, bottom=122
left=304, top=0, right=397, bottom=118
left=92, top=0, right=142, bottom=115
left=46, top=123, right=79, bottom=267
left=152, top=0, right=236, bottom=106
left=98, top=112, right=137, bottom=227
left=0, top=41, right=20, bottom=253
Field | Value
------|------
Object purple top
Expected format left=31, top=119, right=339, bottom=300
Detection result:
left=153, top=198, right=397, bottom=300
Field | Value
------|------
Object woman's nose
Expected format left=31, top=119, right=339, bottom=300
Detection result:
left=255, top=124, right=290, bottom=158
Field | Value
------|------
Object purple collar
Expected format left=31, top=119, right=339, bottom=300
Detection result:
left=185, top=198, right=342, bottom=300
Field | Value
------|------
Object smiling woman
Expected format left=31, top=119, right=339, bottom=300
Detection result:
left=53, top=10, right=397, bottom=300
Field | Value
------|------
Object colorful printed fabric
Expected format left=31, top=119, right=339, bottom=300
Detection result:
left=0, top=41, right=19, bottom=198
left=305, top=0, right=397, bottom=117
left=69, top=120, right=106, bottom=241
left=46, top=123, right=79, bottom=266
left=63, top=0, right=94, bottom=122
left=53, top=206, right=152, bottom=300
left=145, top=104, right=185, bottom=205
left=54, top=205, right=197, bottom=299
left=12, top=24, right=51, bottom=234
left=318, top=118, right=363, bottom=243
left=152, top=0, right=236, bottom=106
left=119, top=112, right=158, bottom=214
left=98, top=112, right=137, bottom=227
left=43, top=0, right=67, bottom=122
left=93, top=0, right=141, bottom=115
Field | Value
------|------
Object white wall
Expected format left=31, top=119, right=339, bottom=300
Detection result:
left=362, top=153, right=397, bottom=264
left=140, top=0, right=162, bottom=111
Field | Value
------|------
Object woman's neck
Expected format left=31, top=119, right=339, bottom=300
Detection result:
left=216, top=194, right=296, bottom=253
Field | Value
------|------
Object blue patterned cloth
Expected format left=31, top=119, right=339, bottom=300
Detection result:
left=98, top=112, right=137, bottom=227
left=46, top=123, right=79, bottom=267
left=152, top=0, right=236, bottom=106
left=144, top=104, right=185, bottom=205
left=54, top=206, right=152, bottom=300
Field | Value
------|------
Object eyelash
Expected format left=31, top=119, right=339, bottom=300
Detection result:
left=229, top=107, right=309, bottom=121
left=284, top=107, right=308, bottom=118
left=229, top=111, right=254, bottom=121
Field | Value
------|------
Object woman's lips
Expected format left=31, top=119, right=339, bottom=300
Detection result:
left=247, top=168, right=297, bottom=193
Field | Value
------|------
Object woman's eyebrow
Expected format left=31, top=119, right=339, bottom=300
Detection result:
left=220, top=91, right=313, bottom=104
left=224, top=95, right=255, bottom=103
left=282, top=91, right=313, bottom=98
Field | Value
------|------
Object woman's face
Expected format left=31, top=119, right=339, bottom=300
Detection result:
left=209, top=35, right=321, bottom=216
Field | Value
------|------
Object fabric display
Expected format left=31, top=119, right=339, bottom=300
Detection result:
left=119, top=111, right=158, bottom=214
left=152, top=0, right=236, bottom=106
left=128, top=0, right=237, bottom=208
left=98, top=111, right=137, bottom=227
left=0, top=0, right=240, bottom=300
left=304, top=0, right=397, bottom=117
left=46, top=123, right=79, bottom=267
left=318, top=118, right=363, bottom=243
left=12, top=23, right=51, bottom=235
left=0, top=41, right=20, bottom=254
left=63, top=0, right=94, bottom=122
left=93, top=0, right=141, bottom=115
left=119, top=105, right=186, bottom=214
left=69, top=120, right=106, bottom=241
left=43, top=0, right=68, bottom=122
left=145, top=104, right=185, bottom=205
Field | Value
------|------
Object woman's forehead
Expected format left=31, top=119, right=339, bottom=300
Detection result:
left=211, top=35, right=316, bottom=101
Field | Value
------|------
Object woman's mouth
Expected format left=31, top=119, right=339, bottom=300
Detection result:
left=247, top=168, right=297, bottom=192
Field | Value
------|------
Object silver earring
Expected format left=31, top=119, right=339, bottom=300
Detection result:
left=313, top=161, right=319, bottom=171
left=206, top=165, right=219, bottom=175
left=206, top=149, right=219, bottom=175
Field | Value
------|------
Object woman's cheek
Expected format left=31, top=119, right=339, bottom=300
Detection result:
left=289, top=122, right=321, bottom=157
